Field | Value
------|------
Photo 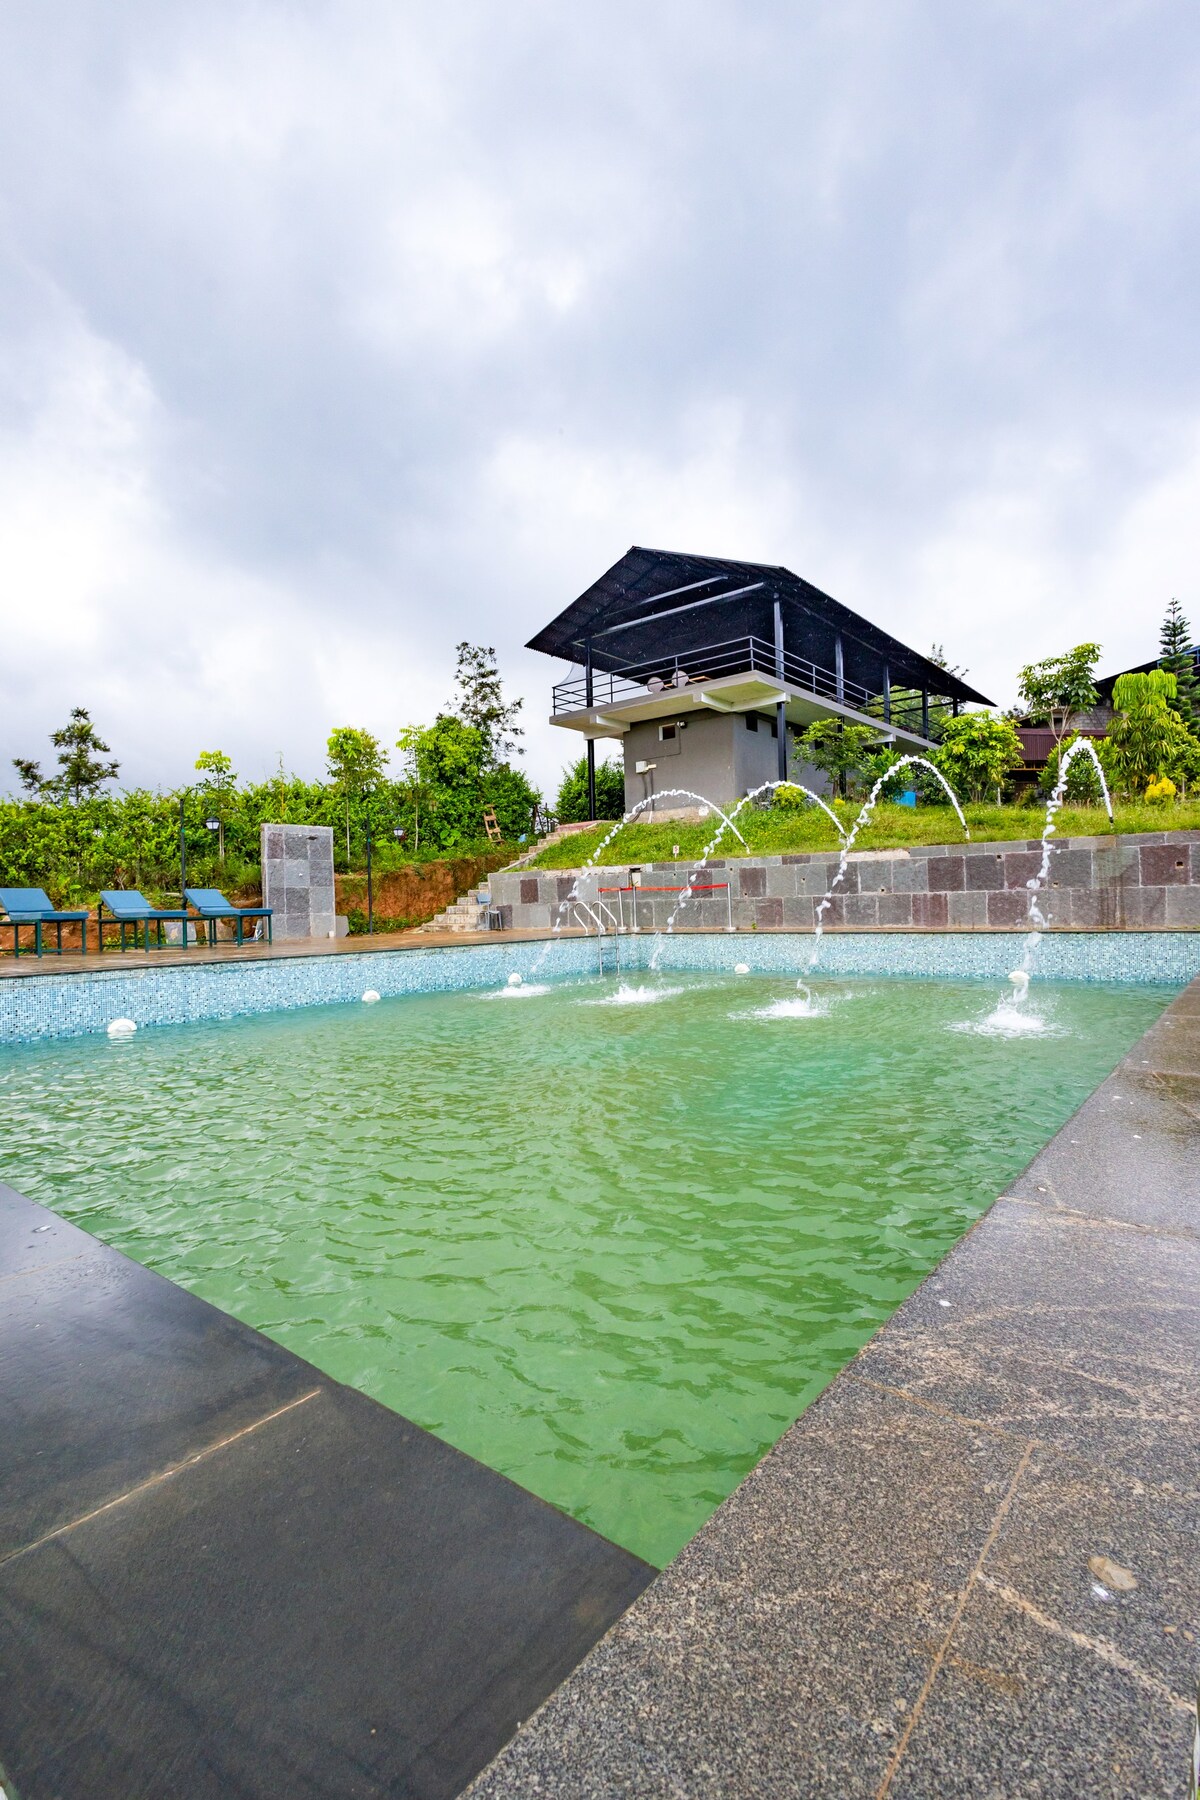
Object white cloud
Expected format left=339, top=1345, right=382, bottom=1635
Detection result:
left=0, top=0, right=1198, bottom=803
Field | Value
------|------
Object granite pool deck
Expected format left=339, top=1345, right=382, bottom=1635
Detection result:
left=465, top=976, right=1200, bottom=1800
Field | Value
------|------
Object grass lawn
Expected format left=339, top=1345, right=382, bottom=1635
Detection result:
left=526, top=801, right=1200, bottom=869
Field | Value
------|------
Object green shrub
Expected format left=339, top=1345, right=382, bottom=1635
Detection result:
left=556, top=755, right=625, bottom=823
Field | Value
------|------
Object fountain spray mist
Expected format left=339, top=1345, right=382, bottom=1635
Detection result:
left=525, top=789, right=750, bottom=978
left=808, top=757, right=969, bottom=972
left=1006, top=738, right=1113, bottom=1006
left=648, top=780, right=846, bottom=970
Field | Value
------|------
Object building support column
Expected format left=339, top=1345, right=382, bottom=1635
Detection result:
left=773, top=598, right=788, bottom=781
left=883, top=663, right=891, bottom=724
left=922, top=688, right=930, bottom=739
left=585, top=640, right=597, bottom=819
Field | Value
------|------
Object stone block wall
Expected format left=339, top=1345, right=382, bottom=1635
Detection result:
left=486, top=833, right=1200, bottom=933
left=260, top=823, right=336, bottom=940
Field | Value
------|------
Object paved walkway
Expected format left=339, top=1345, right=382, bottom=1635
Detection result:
left=0, top=926, right=578, bottom=979
left=467, top=978, right=1200, bottom=1798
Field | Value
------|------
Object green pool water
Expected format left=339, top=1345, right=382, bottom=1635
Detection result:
left=0, top=972, right=1173, bottom=1566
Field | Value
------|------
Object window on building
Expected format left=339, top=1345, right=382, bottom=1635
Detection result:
left=745, top=714, right=758, bottom=732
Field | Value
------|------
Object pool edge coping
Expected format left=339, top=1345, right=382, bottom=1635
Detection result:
left=463, top=973, right=1200, bottom=1799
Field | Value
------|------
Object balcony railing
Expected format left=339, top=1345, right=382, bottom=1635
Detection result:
left=551, top=633, right=930, bottom=732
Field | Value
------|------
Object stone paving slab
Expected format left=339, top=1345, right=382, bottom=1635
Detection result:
left=1006, top=1069, right=1200, bottom=1238
left=469, top=1378, right=1030, bottom=1799
left=466, top=976, right=1200, bottom=1799
left=0, top=1233, right=320, bottom=1555
left=888, top=1587, right=1188, bottom=1800
left=0, top=1186, right=653, bottom=1800
left=853, top=1198, right=1200, bottom=1496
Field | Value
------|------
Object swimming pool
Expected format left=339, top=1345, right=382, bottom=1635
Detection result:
left=0, top=970, right=1176, bottom=1565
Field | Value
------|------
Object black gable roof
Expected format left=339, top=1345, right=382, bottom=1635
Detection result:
left=527, top=546, right=993, bottom=706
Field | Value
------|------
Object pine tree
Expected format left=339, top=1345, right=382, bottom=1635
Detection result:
left=451, top=643, right=524, bottom=764
left=13, top=708, right=120, bottom=802
left=1158, top=598, right=1200, bottom=726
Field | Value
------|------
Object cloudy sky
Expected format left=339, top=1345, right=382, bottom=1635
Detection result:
left=1, top=1, right=1197, bottom=798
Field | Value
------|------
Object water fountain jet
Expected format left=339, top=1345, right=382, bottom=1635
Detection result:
left=648, top=779, right=846, bottom=968
left=1003, top=737, right=1113, bottom=1010
left=526, top=789, right=753, bottom=981
left=807, top=756, right=969, bottom=970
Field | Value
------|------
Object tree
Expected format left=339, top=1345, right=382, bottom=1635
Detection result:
left=325, top=727, right=388, bottom=863
left=1037, top=732, right=1116, bottom=804
left=16, top=707, right=121, bottom=803
left=451, top=642, right=524, bottom=764
left=1105, top=670, right=1199, bottom=796
left=195, top=750, right=237, bottom=862
left=928, top=644, right=968, bottom=679
left=1158, top=598, right=1199, bottom=727
left=12, top=757, right=43, bottom=795
left=397, top=715, right=539, bottom=848
left=795, top=719, right=880, bottom=798
left=556, top=755, right=624, bottom=823
left=932, top=713, right=1024, bottom=803
left=1016, top=644, right=1102, bottom=748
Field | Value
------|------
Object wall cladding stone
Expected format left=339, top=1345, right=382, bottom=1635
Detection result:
left=486, top=833, right=1200, bottom=936
left=261, top=824, right=335, bottom=941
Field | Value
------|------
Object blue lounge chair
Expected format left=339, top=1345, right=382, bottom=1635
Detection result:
left=98, top=890, right=192, bottom=952
left=184, top=888, right=273, bottom=946
left=0, top=888, right=90, bottom=957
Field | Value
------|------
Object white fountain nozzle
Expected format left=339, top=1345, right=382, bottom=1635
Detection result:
left=734, top=963, right=750, bottom=975
left=507, top=972, right=523, bottom=986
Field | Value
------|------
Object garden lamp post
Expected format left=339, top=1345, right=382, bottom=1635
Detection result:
left=362, top=784, right=377, bottom=935
left=365, top=809, right=373, bottom=935
left=195, top=818, right=219, bottom=945
left=364, top=810, right=406, bottom=937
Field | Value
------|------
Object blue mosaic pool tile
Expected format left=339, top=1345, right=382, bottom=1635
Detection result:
left=643, top=931, right=1200, bottom=985
left=1, top=932, right=1196, bottom=1045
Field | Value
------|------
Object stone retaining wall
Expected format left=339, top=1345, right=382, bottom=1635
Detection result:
left=486, top=832, right=1200, bottom=932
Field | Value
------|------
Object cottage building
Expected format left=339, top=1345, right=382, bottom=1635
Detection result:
left=528, top=546, right=991, bottom=816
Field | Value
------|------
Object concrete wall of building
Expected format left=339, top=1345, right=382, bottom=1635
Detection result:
left=621, top=710, right=819, bottom=814
left=486, top=833, right=1200, bottom=934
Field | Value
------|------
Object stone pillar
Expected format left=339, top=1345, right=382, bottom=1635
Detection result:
left=261, top=823, right=336, bottom=940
